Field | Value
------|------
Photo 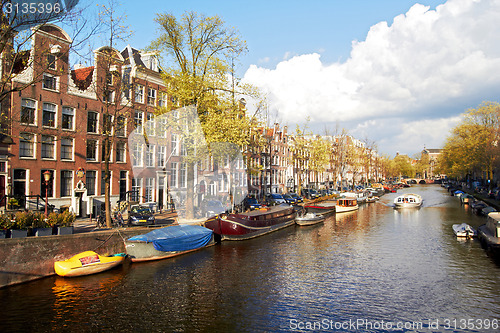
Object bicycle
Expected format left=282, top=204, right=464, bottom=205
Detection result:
left=112, top=212, right=124, bottom=227
left=96, top=213, right=106, bottom=228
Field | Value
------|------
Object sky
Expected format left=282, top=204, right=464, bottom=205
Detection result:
left=85, top=0, right=500, bottom=157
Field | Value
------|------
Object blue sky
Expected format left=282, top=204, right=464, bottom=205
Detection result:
left=86, top=0, right=500, bottom=156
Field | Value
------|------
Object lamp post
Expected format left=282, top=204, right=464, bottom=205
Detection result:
left=43, top=170, right=51, bottom=217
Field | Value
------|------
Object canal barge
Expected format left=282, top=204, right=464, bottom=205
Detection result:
left=478, top=212, right=500, bottom=255
left=124, top=225, right=214, bottom=262
left=204, top=204, right=296, bottom=240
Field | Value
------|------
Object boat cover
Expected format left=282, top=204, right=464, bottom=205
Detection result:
left=128, top=225, right=213, bottom=252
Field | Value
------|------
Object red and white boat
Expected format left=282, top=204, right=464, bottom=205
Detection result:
left=204, top=204, right=296, bottom=240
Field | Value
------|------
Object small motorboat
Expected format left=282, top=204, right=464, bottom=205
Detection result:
left=452, top=223, right=477, bottom=238
left=295, top=212, right=326, bottom=226
left=394, top=193, right=422, bottom=208
left=54, top=251, right=125, bottom=277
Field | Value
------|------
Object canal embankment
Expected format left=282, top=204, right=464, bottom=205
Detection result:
left=0, top=227, right=151, bottom=288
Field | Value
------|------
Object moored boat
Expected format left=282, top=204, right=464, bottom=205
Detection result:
left=304, top=201, right=336, bottom=216
left=335, top=197, right=359, bottom=213
left=393, top=193, right=422, bottom=208
left=295, top=212, right=326, bottom=226
left=477, top=212, right=500, bottom=256
left=452, top=223, right=477, bottom=238
left=54, top=251, right=125, bottom=277
left=204, top=204, right=296, bottom=240
left=124, top=225, right=214, bottom=262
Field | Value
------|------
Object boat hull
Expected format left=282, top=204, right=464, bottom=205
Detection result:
left=304, top=203, right=336, bottom=217
left=204, top=205, right=296, bottom=240
left=125, top=238, right=215, bottom=262
left=452, top=223, right=477, bottom=238
left=54, top=251, right=124, bottom=277
left=295, top=213, right=325, bottom=226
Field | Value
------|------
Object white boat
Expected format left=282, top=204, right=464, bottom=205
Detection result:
left=295, top=212, right=326, bottom=226
left=335, top=197, right=359, bottom=213
left=452, top=223, right=477, bottom=238
left=394, top=193, right=422, bottom=208
left=366, top=196, right=378, bottom=203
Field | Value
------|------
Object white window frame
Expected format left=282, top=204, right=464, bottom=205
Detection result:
left=135, top=84, right=144, bottom=103
left=62, top=106, right=75, bottom=131
left=147, top=88, right=156, bottom=106
left=19, top=133, right=35, bottom=158
left=42, top=102, right=57, bottom=128
left=42, top=73, right=58, bottom=91
left=41, top=135, right=56, bottom=160
left=21, top=99, right=36, bottom=125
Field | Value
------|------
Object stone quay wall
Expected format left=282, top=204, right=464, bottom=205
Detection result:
left=0, top=228, right=149, bottom=288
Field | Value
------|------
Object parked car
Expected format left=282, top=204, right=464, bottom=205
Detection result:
left=289, top=192, right=303, bottom=203
left=201, top=200, right=227, bottom=217
left=283, top=194, right=297, bottom=205
left=243, top=197, right=262, bottom=210
left=128, top=205, right=155, bottom=226
left=265, top=193, right=286, bottom=206
left=309, top=190, right=320, bottom=199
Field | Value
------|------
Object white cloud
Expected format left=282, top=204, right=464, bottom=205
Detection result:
left=242, top=0, right=500, bottom=154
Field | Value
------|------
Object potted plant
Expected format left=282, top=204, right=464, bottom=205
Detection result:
left=57, top=210, right=75, bottom=235
left=8, top=198, right=19, bottom=210
left=0, top=214, right=14, bottom=238
left=33, top=212, right=52, bottom=237
left=10, top=211, right=29, bottom=238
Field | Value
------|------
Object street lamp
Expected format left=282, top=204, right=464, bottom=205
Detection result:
left=43, top=170, right=51, bottom=217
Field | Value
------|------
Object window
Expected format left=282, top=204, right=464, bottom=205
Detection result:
left=19, top=133, right=34, bottom=158
left=131, top=178, right=141, bottom=201
left=21, top=99, right=36, bottom=125
left=147, top=88, right=156, bottom=106
left=47, top=54, right=56, bottom=70
left=116, top=116, right=126, bottom=137
left=86, top=170, right=97, bottom=196
left=170, top=162, right=178, bottom=188
left=42, top=74, right=57, bottom=90
left=41, top=135, right=55, bottom=159
left=180, top=139, right=187, bottom=156
left=116, top=142, right=126, bottom=162
left=62, top=107, right=74, bottom=130
left=87, top=140, right=98, bottom=161
left=145, top=144, right=154, bottom=167
left=135, top=84, right=144, bottom=103
left=157, top=145, right=166, bottom=167
left=60, top=170, right=73, bottom=197
left=106, top=72, right=113, bottom=85
left=158, top=91, right=167, bottom=107
left=42, top=103, right=56, bottom=127
left=132, top=142, right=143, bottom=167
left=171, top=133, right=178, bottom=156
left=145, top=178, right=154, bottom=202
left=61, top=137, right=73, bottom=160
left=103, top=90, right=115, bottom=104
left=157, top=116, right=167, bottom=138
left=101, top=170, right=111, bottom=195
left=87, top=111, right=98, bottom=133
left=103, top=114, right=113, bottom=134
left=101, top=140, right=111, bottom=162
left=146, top=113, right=155, bottom=136
left=134, top=111, right=143, bottom=133
left=180, top=162, right=187, bottom=188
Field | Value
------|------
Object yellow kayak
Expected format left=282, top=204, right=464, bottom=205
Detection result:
left=54, top=251, right=125, bottom=277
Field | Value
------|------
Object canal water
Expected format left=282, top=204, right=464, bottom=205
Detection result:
left=1, top=185, right=500, bottom=332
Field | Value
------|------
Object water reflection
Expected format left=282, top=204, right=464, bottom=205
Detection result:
left=1, top=185, right=500, bottom=332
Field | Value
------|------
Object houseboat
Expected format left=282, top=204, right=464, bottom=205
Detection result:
left=304, top=201, right=336, bottom=217
left=204, top=204, right=296, bottom=240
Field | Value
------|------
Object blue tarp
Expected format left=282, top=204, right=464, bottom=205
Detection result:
left=128, top=225, right=213, bottom=252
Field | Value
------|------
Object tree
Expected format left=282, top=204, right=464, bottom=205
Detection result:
left=438, top=101, right=500, bottom=186
left=149, top=11, right=256, bottom=219
left=85, top=0, right=134, bottom=227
